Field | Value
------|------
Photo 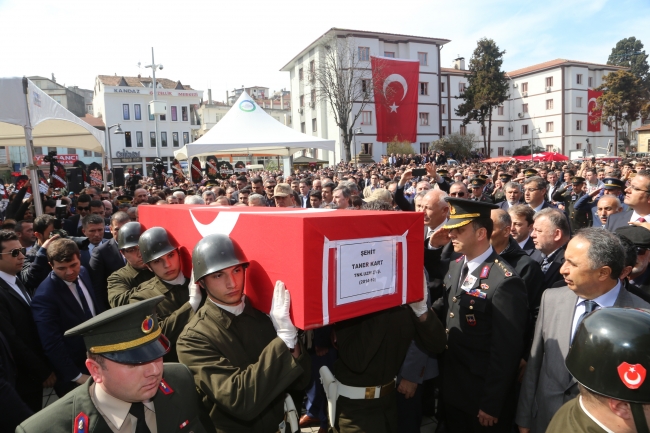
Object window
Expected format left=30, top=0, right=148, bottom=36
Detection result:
left=577, top=74, right=583, bottom=84
left=361, top=79, right=370, bottom=94
left=588, top=77, right=593, bottom=87
left=311, top=89, right=316, bottom=105
left=48, top=147, right=56, bottom=154
left=498, top=106, right=504, bottom=115
left=171, top=106, right=178, bottom=121
left=522, top=103, right=529, bottom=113
left=521, top=82, right=528, bottom=92
left=148, top=105, right=154, bottom=121
left=459, top=82, right=466, bottom=93
left=86, top=104, right=93, bottom=113
left=124, top=131, right=132, bottom=147
left=522, top=125, right=529, bottom=134
left=182, top=106, right=188, bottom=122
left=384, top=51, right=395, bottom=58
left=576, top=142, right=582, bottom=150
left=359, top=47, right=370, bottom=61
left=546, top=145, right=554, bottom=152
left=299, top=68, right=304, bottom=81
left=576, top=120, right=582, bottom=131
left=440, top=82, right=446, bottom=93
left=161, top=132, right=167, bottom=147
left=309, top=60, right=315, bottom=75
left=546, top=99, right=554, bottom=110
left=362, top=143, right=373, bottom=155
left=577, top=97, right=583, bottom=108
left=441, top=126, right=446, bottom=136
left=172, top=132, right=179, bottom=147
left=419, top=112, right=429, bottom=126
left=481, top=126, right=486, bottom=136
left=312, top=118, right=317, bottom=132
left=546, top=76, right=553, bottom=87
left=420, top=82, right=428, bottom=95
left=94, top=152, right=101, bottom=157
left=587, top=142, right=593, bottom=154
left=459, top=125, right=466, bottom=136
left=498, top=147, right=504, bottom=156
left=546, top=121, right=554, bottom=132
left=183, top=132, right=189, bottom=144
left=67, top=148, right=76, bottom=155
left=498, top=126, right=504, bottom=136
left=136, top=131, right=143, bottom=147
left=301, top=122, right=305, bottom=133
left=441, top=104, right=446, bottom=114
left=360, top=111, right=372, bottom=125
left=160, top=110, right=166, bottom=121
left=150, top=132, right=156, bottom=147
left=83, top=150, right=92, bottom=157
left=122, top=104, right=130, bottom=120
left=134, top=104, right=141, bottom=120
left=420, top=143, right=429, bottom=154
left=299, top=95, right=305, bottom=107
left=418, top=52, right=427, bottom=66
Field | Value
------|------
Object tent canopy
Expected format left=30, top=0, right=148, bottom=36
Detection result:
left=174, top=91, right=335, bottom=159
left=0, top=77, right=105, bottom=152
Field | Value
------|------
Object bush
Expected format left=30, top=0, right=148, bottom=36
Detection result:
left=431, top=133, right=477, bottom=160
left=387, top=140, right=417, bottom=155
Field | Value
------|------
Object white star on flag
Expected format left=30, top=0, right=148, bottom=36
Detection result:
left=389, top=103, right=399, bottom=113
left=631, top=367, right=636, bottom=372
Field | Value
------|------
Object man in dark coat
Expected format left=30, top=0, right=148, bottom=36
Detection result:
left=531, top=208, right=571, bottom=292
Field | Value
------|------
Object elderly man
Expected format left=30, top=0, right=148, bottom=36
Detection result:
left=132, top=188, right=148, bottom=206
left=102, top=200, right=113, bottom=218
left=594, top=195, right=623, bottom=227
left=575, top=177, right=626, bottom=227
left=184, top=196, right=205, bottom=205
left=516, top=229, right=650, bottom=433
left=202, top=190, right=216, bottom=205
left=166, top=194, right=179, bottom=204
left=172, top=190, right=185, bottom=204
left=248, top=193, right=265, bottom=207
left=498, top=182, right=523, bottom=210
left=531, top=208, right=571, bottom=291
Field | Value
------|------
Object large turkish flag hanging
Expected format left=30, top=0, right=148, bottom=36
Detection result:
left=588, top=89, right=603, bottom=132
left=371, top=57, right=420, bottom=142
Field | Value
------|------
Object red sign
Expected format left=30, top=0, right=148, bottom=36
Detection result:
left=138, top=206, right=424, bottom=329
left=33, top=154, right=79, bottom=165
left=588, top=89, right=603, bottom=132
left=371, top=56, right=420, bottom=143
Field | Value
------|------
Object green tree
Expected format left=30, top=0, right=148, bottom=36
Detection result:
left=607, top=37, right=649, bottom=87
left=593, top=70, right=650, bottom=152
left=431, top=133, right=476, bottom=160
left=513, top=144, right=544, bottom=156
left=387, top=140, right=417, bottom=156
left=456, top=38, right=509, bottom=156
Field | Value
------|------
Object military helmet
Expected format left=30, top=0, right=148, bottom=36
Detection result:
left=192, top=234, right=249, bottom=282
left=138, top=227, right=177, bottom=264
left=566, top=308, right=650, bottom=404
left=117, top=222, right=143, bottom=250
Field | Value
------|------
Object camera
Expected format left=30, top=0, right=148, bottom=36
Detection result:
left=43, top=150, right=58, bottom=164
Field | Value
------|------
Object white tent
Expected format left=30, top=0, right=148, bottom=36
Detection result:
left=174, top=90, right=335, bottom=160
left=0, top=77, right=106, bottom=215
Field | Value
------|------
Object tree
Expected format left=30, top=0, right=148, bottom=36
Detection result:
left=387, top=140, right=417, bottom=156
left=607, top=37, right=649, bottom=88
left=431, top=133, right=476, bottom=160
left=593, top=70, right=650, bottom=152
left=456, top=38, right=509, bottom=156
left=513, top=144, right=544, bottom=156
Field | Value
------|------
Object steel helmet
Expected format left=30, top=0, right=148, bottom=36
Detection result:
left=192, top=234, right=249, bottom=282
left=566, top=307, right=650, bottom=432
left=117, top=222, right=143, bottom=250
left=138, top=227, right=177, bottom=264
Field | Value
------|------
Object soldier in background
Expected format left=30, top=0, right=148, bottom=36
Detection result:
left=552, top=176, right=592, bottom=232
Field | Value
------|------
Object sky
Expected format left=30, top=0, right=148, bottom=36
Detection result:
left=0, top=0, right=648, bottom=102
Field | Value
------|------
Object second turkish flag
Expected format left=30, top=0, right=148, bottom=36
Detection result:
left=371, top=56, right=420, bottom=143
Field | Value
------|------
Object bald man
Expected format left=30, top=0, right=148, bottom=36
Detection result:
left=596, top=195, right=622, bottom=227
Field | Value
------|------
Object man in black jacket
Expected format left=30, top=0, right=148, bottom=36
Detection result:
left=62, top=194, right=91, bottom=237
left=531, top=208, right=570, bottom=292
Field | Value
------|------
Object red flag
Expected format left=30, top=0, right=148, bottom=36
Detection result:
left=51, top=162, right=67, bottom=189
left=371, top=57, right=420, bottom=142
left=588, top=89, right=603, bottom=132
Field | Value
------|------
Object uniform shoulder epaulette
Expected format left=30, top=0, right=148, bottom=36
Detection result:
left=493, top=259, right=513, bottom=277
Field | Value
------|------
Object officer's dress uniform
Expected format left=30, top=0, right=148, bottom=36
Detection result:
left=552, top=186, right=592, bottom=232
left=177, top=298, right=311, bottom=433
left=107, top=264, right=155, bottom=308
left=443, top=247, right=528, bottom=432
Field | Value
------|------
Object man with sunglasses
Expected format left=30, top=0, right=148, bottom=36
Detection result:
left=606, top=169, right=650, bottom=231
left=448, top=181, right=469, bottom=199
left=21, top=215, right=61, bottom=292
left=62, top=194, right=92, bottom=237
left=264, top=178, right=277, bottom=207
left=616, top=225, right=650, bottom=297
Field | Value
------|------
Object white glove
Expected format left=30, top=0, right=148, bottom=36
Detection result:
left=188, top=269, right=203, bottom=312
left=269, top=280, right=298, bottom=349
left=408, top=272, right=429, bottom=317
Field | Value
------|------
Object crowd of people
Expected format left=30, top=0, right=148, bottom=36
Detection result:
left=2, top=151, right=650, bottom=433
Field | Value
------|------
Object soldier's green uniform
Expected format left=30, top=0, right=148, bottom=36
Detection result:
left=552, top=177, right=592, bottom=232
left=107, top=263, right=155, bottom=307
left=493, top=174, right=513, bottom=203
left=545, top=397, right=604, bottom=433
left=16, top=296, right=208, bottom=433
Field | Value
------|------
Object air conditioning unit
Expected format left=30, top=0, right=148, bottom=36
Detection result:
left=508, top=127, right=513, bottom=132
left=298, top=108, right=304, bottom=114
left=522, top=92, right=528, bottom=97
left=518, top=113, right=524, bottom=118
left=546, top=86, right=552, bottom=92
left=309, top=101, right=315, bottom=108
left=513, top=83, right=518, bottom=88
left=505, top=150, right=512, bottom=155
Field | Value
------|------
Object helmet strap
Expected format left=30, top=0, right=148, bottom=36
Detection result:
left=631, top=403, right=650, bottom=433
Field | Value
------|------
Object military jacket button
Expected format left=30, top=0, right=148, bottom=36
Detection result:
left=469, top=306, right=473, bottom=310
left=450, top=312, right=455, bottom=318
left=452, top=297, right=457, bottom=303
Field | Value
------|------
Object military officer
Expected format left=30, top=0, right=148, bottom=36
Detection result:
left=177, top=234, right=311, bottom=433
left=469, top=178, right=494, bottom=203
left=16, top=296, right=208, bottom=433
left=442, top=198, right=528, bottom=432
left=524, top=169, right=538, bottom=178
left=547, top=308, right=650, bottom=433
left=492, top=173, right=512, bottom=204
left=107, top=222, right=155, bottom=307
left=552, top=176, right=592, bottom=232
left=128, top=227, right=203, bottom=362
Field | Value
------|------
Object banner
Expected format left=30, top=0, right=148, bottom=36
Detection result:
left=205, top=156, right=219, bottom=180
left=50, top=161, right=67, bottom=189
left=88, top=162, right=103, bottom=186
left=73, top=160, right=90, bottom=188
left=371, top=56, right=420, bottom=143
left=588, top=89, right=603, bottom=132
left=34, top=154, right=78, bottom=165
left=190, top=157, right=202, bottom=184
left=171, top=158, right=186, bottom=183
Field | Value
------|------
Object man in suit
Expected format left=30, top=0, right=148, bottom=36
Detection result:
left=88, top=211, right=130, bottom=308
left=17, top=296, right=208, bottom=433
left=0, top=231, right=55, bottom=413
left=299, top=179, right=312, bottom=208
left=516, top=228, right=650, bottom=433
left=32, top=238, right=105, bottom=397
left=524, top=177, right=553, bottom=213
left=508, top=204, right=543, bottom=262
left=22, top=214, right=59, bottom=292
left=531, top=208, right=570, bottom=291
left=80, top=214, right=106, bottom=270
left=606, top=169, right=650, bottom=231
left=498, top=182, right=524, bottom=210
left=62, top=194, right=91, bottom=237
left=442, top=198, right=528, bottom=432
left=574, top=178, right=626, bottom=227
left=0, top=326, right=33, bottom=432
left=616, top=225, right=650, bottom=298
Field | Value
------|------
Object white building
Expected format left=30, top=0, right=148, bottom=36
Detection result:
left=93, top=75, right=203, bottom=176
left=281, top=28, right=450, bottom=163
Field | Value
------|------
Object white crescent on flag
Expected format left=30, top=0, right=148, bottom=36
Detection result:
left=383, top=74, right=408, bottom=100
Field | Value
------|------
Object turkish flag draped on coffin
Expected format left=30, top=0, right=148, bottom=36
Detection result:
left=371, top=56, right=420, bottom=142
left=588, top=89, right=603, bottom=132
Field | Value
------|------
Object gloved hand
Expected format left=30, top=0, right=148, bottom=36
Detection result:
left=408, top=272, right=429, bottom=317
left=269, top=280, right=298, bottom=349
left=188, top=269, right=203, bottom=312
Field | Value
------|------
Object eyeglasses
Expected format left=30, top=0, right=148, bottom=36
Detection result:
left=628, top=185, right=650, bottom=194
left=0, top=248, right=26, bottom=258
left=636, top=247, right=648, bottom=255
left=449, top=192, right=465, bottom=197
left=523, top=188, right=542, bottom=193
left=77, top=206, right=90, bottom=211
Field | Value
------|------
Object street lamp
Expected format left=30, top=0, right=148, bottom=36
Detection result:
left=144, top=47, right=163, bottom=159
left=353, top=127, right=362, bottom=166
left=105, top=123, right=123, bottom=189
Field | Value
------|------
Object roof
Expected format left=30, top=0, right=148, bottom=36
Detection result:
left=441, top=67, right=470, bottom=76
left=508, top=59, right=627, bottom=78
left=635, top=124, right=650, bottom=132
left=80, top=114, right=105, bottom=129
left=97, top=75, right=194, bottom=90
left=281, top=27, right=450, bottom=71
left=293, top=155, right=329, bottom=164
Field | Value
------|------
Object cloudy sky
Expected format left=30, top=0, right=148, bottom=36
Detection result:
left=0, top=0, right=647, bottom=101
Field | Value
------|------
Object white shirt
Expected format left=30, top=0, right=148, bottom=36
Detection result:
left=162, top=273, right=186, bottom=286
left=570, top=280, right=620, bottom=339
left=630, top=210, right=650, bottom=223
left=462, top=246, right=494, bottom=276
left=88, top=238, right=106, bottom=254
left=0, top=270, right=29, bottom=304
left=426, top=219, right=448, bottom=250
left=579, top=396, right=615, bottom=433
left=64, top=278, right=97, bottom=317
left=517, top=237, right=531, bottom=250
left=530, top=201, right=545, bottom=213
left=210, top=294, right=246, bottom=316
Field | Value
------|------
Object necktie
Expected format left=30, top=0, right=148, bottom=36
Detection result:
left=129, top=402, right=151, bottom=433
left=15, top=278, right=31, bottom=305
left=639, top=217, right=646, bottom=223
left=458, top=263, right=469, bottom=288
left=575, top=300, right=598, bottom=334
left=74, top=280, right=93, bottom=320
